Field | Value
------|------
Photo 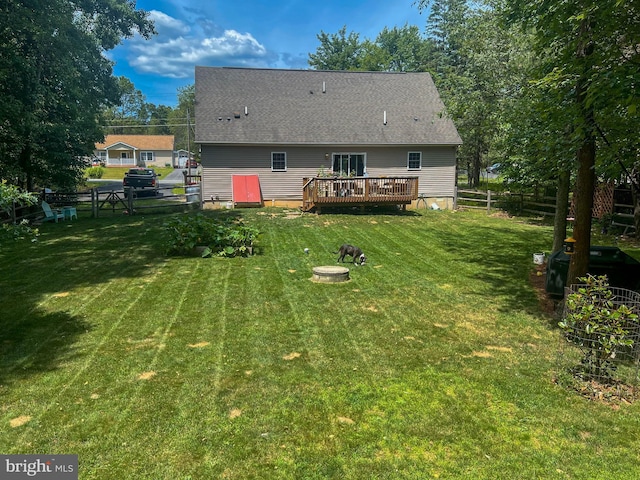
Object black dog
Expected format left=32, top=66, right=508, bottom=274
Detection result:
left=334, top=244, right=366, bottom=266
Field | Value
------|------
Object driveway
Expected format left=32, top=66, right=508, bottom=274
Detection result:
left=87, top=168, right=193, bottom=193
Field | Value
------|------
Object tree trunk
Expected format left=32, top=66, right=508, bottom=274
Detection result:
left=567, top=18, right=596, bottom=287
left=566, top=138, right=596, bottom=286
left=471, top=146, right=481, bottom=189
left=19, top=143, right=33, bottom=192
left=633, top=186, right=640, bottom=240
left=553, top=169, right=571, bottom=253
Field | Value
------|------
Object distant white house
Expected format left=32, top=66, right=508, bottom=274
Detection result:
left=94, top=135, right=175, bottom=167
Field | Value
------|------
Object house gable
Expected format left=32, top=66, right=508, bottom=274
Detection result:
left=95, top=135, right=175, bottom=151
left=104, top=141, right=137, bottom=151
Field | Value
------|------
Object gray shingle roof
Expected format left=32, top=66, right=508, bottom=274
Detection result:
left=195, top=67, right=462, bottom=146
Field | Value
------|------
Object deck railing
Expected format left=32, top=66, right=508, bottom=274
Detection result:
left=302, top=176, right=418, bottom=212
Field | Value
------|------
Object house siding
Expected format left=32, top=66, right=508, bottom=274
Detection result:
left=201, top=144, right=455, bottom=203
left=95, top=135, right=175, bottom=167
left=144, top=150, right=174, bottom=167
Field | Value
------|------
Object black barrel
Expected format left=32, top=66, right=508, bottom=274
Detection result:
left=545, top=246, right=640, bottom=298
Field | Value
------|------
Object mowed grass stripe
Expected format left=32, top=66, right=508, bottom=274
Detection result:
left=81, top=261, right=236, bottom=476
left=32, top=262, right=208, bottom=466
left=4, top=275, right=163, bottom=451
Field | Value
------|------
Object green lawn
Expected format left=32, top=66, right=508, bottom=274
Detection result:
left=1, top=208, right=640, bottom=479
left=90, top=166, right=176, bottom=180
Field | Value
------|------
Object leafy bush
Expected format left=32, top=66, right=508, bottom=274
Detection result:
left=1, top=220, right=39, bottom=243
left=559, top=275, right=639, bottom=382
left=0, top=182, right=39, bottom=245
left=0, top=180, right=38, bottom=213
left=164, top=214, right=259, bottom=257
left=87, top=166, right=104, bottom=179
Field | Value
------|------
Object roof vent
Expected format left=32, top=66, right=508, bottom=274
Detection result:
left=322, top=81, right=326, bottom=93
left=234, top=112, right=241, bottom=119
left=383, top=111, right=387, bottom=125
left=244, top=106, right=248, bottom=116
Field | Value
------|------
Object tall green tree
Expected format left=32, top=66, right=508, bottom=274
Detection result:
left=0, top=0, right=154, bottom=191
left=168, top=85, right=195, bottom=153
left=148, top=105, right=173, bottom=136
left=360, top=25, right=435, bottom=72
left=102, top=77, right=150, bottom=135
left=505, top=0, right=640, bottom=282
left=420, top=0, right=530, bottom=188
left=308, top=26, right=364, bottom=70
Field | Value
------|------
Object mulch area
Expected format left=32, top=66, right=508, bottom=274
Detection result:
left=557, top=377, right=640, bottom=407
left=529, top=263, right=558, bottom=317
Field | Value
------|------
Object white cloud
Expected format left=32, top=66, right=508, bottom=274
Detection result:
left=127, top=11, right=271, bottom=79
left=148, top=10, right=190, bottom=36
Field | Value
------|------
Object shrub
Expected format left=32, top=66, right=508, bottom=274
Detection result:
left=163, top=214, right=259, bottom=257
left=559, top=275, right=639, bottom=382
left=1, top=220, right=39, bottom=243
left=87, top=166, right=104, bottom=179
left=0, top=182, right=39, bottom=245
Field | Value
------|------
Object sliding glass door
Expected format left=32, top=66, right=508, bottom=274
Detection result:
left=332, top=153, right=365, bottom=176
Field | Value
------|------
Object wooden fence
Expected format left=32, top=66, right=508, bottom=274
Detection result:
left=456, top=187, right=636, bottom=234
left=1, top=184, right=202, bottom=225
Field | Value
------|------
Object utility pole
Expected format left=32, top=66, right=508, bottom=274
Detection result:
left=187, top=107, right=191, bottom=178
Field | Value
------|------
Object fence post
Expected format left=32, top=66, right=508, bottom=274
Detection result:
left=128, top=189, right=134, bottom=213
left=91, top=188, right=96, bottom=218
left=487, top=190, right=491, bottom=213
left=454, top=185, right=458, bottom=210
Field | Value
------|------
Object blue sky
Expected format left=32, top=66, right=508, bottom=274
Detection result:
left=108, top=0, right=430, bottom=107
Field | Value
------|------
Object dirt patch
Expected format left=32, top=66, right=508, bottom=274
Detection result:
left=282, top=352, right=301, bottom=361
left=529, top=264, right=558, bottom=317
left=53, top=292, right=69, bottom=298
left=471, top=351, right=493, bottom=358
left=10, top=415, right=31, bottom=428
left=337, top=416, right=355, bottom=425
left=137, top=371, right=156, bottom=380
left=188, top=342, right=210, bottom=348
left=229, top=408, right=242, bottom=419
left=490, top=211, right=513, bottom=219
left=486, top=346, right=512, bottom=353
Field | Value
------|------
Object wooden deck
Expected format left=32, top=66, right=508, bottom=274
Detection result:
left=302, top=176, right=419, bottom=212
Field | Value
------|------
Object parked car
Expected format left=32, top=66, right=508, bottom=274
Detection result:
left=123, top=168, right=161, bottom=197
left=486, top=163, right=502, bottom=175
left=186, top=159, right=199, bottom=169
